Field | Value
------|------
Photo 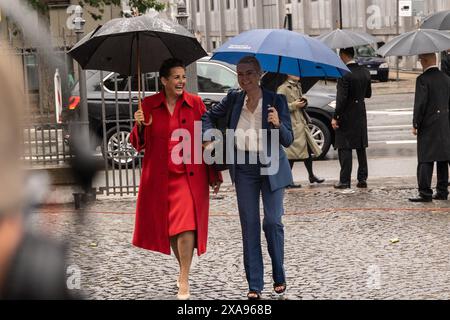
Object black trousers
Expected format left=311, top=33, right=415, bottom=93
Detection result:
left=338, top=148, right=368, bottom=185
left=417, top=161, right=449, bottom=199
left=288, top=145, right=315, bottom=178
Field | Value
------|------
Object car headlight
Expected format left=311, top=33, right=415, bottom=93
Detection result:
left=327, top=100, right=336, bottom=109
left=379, top=62, right=389, bottom=69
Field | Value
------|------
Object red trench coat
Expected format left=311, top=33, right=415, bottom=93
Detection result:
left=130, top=91, right=222, bottom=256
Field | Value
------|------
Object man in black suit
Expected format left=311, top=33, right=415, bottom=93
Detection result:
left=409, top=53, right=450, bottom=202
left=440, top=50, right=450, bottom=187
left=332, top=47, right=372, bottom=189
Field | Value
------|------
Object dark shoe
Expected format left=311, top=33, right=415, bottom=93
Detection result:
left=408, top=196, right=432, bottom=203
left=309, top=176, right=325, bottom=184
left=247, top=291, right=262, bottom=300
left=272, top=283, right=287, bottom=300
left=357, top=181, right=368, bottom=188
left=273, top=283, right=287, bottom=295
left=334, top=182, right=350, bottom=189
left=287, top=183, right=302, bottom=189
left=432, top=194, right=448, bottom=200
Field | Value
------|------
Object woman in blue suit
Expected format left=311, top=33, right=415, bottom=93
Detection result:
left=202, top=56, right=294, bottom=299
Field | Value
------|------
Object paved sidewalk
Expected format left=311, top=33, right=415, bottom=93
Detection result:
left=317, top=71, right=418, bottom=96
left=33, top=177, right=450, bottom=300
left=373, top=71, right=418, bottom=95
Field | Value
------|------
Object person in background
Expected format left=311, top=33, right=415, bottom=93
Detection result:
left=332, top=47, right=372, bottom=189
left=277, top=74, right=325, bottom=188
left=408, top=53, right=450, bottom=202
left=440, top=49, right=450, bottom=187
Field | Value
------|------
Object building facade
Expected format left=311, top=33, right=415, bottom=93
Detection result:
left=0, top=0, right=144, bottom=115
left=1, top=0, right=449, bottom=115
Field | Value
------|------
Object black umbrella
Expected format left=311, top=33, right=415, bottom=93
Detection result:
left=68, top=13, right=207, bottom=124
left=420, top=10, right=450, bottom=30
left=315, top=29, right=379, bottom=49
left=377, top=29, right=450, bottom=57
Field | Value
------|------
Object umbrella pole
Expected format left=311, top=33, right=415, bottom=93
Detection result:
left=137, top=34, right=150, bottom=126
left=270, top=56, right=282, bottom=107
left=268, top=56, right=282, bottom=129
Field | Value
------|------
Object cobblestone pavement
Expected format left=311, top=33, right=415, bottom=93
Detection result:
left=32, top=180, right=450, bottom=300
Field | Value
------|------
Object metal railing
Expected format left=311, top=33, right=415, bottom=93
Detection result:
left=22, top=122, right=73, bottom=166
left=98, top=71, right=146, bottom=196
left=1, top=47, right=75, bottom=166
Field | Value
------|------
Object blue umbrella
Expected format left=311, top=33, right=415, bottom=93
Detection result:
left=211, top=29, right=349, bottom=78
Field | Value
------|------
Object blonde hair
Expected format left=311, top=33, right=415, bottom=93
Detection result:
left=237, top=56, right=262, bottom=75
left=0, top=48, right=25, bottom=215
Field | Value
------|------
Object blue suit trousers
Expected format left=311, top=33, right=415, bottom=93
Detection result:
left=234, top=163, right=286, bottom=293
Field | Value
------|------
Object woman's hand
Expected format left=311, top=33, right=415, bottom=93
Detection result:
left=295, top=99, right=307, bottom=109
left=202, top=141, right=214, bottom=150
left=293, top=100, right=306, bottom=109
left=268, top=107, right=281, bottom=128
left=134, top=110, right=152, bottom=126
left=210, top=181, right=222, bottom=195
left=331, top=118, right=339, bottom=130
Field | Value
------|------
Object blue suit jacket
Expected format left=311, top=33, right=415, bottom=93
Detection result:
left=202, top=88, right=294, bottom=191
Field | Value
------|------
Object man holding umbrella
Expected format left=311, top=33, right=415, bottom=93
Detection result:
left=377, top=28, right=450, bottom=198
left=409, top=53, right=450, bottom=202
left=332, top=47, right=372, bottom=189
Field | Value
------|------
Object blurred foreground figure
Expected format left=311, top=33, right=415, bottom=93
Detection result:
left=0, top=49, right=75, bottom=299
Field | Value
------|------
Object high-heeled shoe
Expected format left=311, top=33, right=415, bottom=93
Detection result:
left=309, top=175, right=325, bottom=184
left=177, top=292, right=191, bottom=300
left=177, top=282, right=190, bottom=300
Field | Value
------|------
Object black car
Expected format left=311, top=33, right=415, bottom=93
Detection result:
left=67, top=57, right=336, bottom=167
left=355, top=45, right=389, bottom=82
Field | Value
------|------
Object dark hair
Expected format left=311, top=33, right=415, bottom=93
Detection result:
left=159, top=58, right=186, bottom=79
left=260, top=72, right=287, bottom=92
left=340, top=47, right=355, bottom=58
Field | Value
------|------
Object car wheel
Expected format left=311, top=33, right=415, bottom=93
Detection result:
left=308, top=118, right=331, bottom=159
left=379, top=74, right=389, bottom=82
left=102, top=126, right=141, bottom=168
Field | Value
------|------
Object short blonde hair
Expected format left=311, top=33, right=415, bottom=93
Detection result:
left=237, top=56, right=262, bottom=75
left=0, top=48, right=25, bottom=215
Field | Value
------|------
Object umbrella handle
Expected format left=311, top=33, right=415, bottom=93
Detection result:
left=137, top=99, right=152, bottom=127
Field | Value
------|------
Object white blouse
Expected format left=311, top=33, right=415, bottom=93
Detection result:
left=235, top=95, right=263, bottom=152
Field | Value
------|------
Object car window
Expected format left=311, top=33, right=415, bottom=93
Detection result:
left=126, top=73, right=160, bottom=93
left=103, top=74, right=128, bottom=92
left=355, top=45, right=376, bottom=57
left=145, top=73, right=160, bottom=92
left=197, top=62, right=238, bottom=93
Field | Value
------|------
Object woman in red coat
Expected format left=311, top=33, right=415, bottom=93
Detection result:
left=130, top=58, right=222, bottom=300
